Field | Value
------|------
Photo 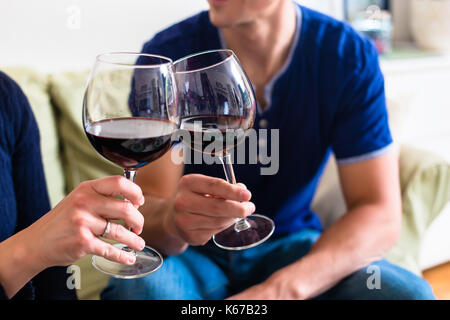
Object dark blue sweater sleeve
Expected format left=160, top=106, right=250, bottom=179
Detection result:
left=0, top=72, right=76, bottom=300
left=0, top=284, right=7, bottom=299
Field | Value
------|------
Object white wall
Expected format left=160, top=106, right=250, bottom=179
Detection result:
left=0, top=0, right=341, bottom=72
left=0, top=0, right=209, bottom=72
left=299, top=0, right=344, bottom=20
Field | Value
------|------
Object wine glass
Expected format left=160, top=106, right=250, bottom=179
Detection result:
left=82, top=52, right=179, bottom=278
left=174, top=49, right=275, bottom=250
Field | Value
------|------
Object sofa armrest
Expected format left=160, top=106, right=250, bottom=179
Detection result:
left=385, top=145, right=450, bottom=275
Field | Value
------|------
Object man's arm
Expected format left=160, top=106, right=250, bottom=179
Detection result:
left=135, top=152, right=188, bottom=256
left=229, top=151, right=402, bottom=299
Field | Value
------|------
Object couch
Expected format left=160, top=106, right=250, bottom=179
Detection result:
left=2, top=66, right=450, bottom=300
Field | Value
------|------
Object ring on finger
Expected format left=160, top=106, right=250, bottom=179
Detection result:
left=102, top=220, right=111, bottom=237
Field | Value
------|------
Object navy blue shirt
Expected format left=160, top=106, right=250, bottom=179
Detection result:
left=0, top=71, right=76, bottom=299
left=141, top=4, right=392, bottom=235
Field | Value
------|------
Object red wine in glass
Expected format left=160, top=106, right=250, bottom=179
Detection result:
left=85, top=117, right=177, bottom=169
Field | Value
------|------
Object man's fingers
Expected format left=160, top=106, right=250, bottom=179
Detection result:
left=175, top=190, right=255, bottom=219
left=89, top=176, right=145, bottom=207
left=178, top=212, right=236, bottom=231
left=90, top=238, right=137, bottom=265
left=180, top=174, right=251, bottom=202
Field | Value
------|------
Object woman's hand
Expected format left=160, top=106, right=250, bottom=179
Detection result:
left=163, top=174, right=255, bottom=247
left=0, top=176, right=147, bottom=298
left=24, top=176, right=147, bottom=268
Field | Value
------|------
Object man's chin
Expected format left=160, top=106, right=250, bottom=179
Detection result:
left=208, top=11, right=236, bottom=28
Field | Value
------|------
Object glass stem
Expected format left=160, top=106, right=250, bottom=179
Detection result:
left=124, top=168, right=137, bottom=183
left=123, top=169, right=137, bottom=254
left=219, top=153, right=251, bottom=232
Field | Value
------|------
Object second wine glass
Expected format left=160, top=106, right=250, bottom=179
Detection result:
left=174, top=49, right=275, bottom=250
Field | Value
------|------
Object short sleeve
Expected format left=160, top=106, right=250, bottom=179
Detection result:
left=330, top=42, right=393, bottom=165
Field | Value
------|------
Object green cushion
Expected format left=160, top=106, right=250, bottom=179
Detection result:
left=48, top=71, right=122, bottom=192
left=385, top=145, right=450, bottom=275
left=2, top=67, right=66, bottom=207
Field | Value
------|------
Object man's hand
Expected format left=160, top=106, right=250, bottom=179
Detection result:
left=164, top=174, right=256, bottom=246
left=226, top=271, right=304, bottom=300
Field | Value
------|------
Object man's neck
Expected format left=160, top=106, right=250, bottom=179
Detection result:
left=221, top=0, right=297, bottom=86
left=222, top=1, right=297, bottom=77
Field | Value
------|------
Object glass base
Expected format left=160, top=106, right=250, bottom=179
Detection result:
left=212, top=214, right=275, bottom=250
left=91, top=243, right=163, bottom=279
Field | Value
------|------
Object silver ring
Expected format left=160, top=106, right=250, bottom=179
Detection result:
left=102, top=220, right=111, bottom=237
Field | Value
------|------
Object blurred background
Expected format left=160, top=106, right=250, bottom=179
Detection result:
left=0, top=0, right=449, bottom=299
left=2, top=0, right=450, bottom=70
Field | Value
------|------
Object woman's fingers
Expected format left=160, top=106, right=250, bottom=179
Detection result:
left=88, top=194, right=145, bottom=235
left=80, top=213, right=145, bottom=252
left=89, top=176, right=145, bottom=207
left=100, top=222, right=146, bottom=252
left=89, top=238, right=137, bottom=265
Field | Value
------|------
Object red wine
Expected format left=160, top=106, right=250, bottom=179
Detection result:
left=180, top=115, right=251, bottom=155
left=85, top=118, right=177, bottom=169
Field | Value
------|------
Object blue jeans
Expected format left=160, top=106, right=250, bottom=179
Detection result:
left=101, top=229, right=435, bottom=300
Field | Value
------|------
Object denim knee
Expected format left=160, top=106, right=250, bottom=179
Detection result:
left=320, top=260, right=436, bottom=300
left=100, top=256, right=189, bottom=300
left=101, top=248, right=229, bottom=300
left=369, top=260, right=435, bottom=300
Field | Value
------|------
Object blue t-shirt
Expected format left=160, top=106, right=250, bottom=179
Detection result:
left=141, top=4, right=393, bottom=235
